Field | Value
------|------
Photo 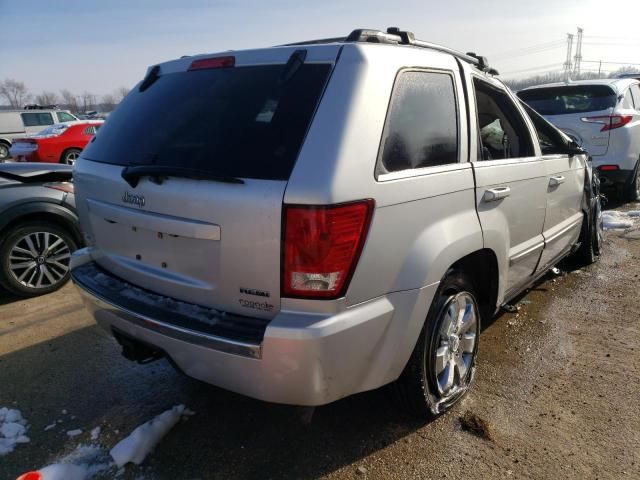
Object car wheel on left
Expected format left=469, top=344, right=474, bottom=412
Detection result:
left=0, top=143, right=10, bottom=162
left=0, top=221, right=77, bottom=297
left=61, top=148, right=82, bottom=165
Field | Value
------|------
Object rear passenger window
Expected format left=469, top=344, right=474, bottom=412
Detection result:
left=622, top=90, right=634, bottom=109
left=21, top=112, right=54, bottom=127
left=377, top=70, right=458, bottom=176
left=474, top=79, right=534, bottom=160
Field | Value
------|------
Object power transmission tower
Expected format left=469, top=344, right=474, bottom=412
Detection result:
left=573, top=27, right=583, bottom=76
left=563, top=33, right=574, bottom=80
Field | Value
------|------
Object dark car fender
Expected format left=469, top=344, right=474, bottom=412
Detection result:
left=0, top=201, right=83, bottom=245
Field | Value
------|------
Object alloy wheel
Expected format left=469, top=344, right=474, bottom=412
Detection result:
left=8, top=231, right=71, bottom=289
left=65, top=151, right=80, bottom=165
left=432, top=292, right=478, bottom=397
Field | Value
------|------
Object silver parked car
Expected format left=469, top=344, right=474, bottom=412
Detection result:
left=70, top=28, right=602, bottom=417
left=518, top=79, right=640, bottom=201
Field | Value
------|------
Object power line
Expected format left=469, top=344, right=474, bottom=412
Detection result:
left=488, top=40, right=565, bottom=59
left=582, top=60, right=640, bottom=66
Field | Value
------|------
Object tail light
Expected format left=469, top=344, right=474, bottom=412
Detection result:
left=282, top=200, right=374, bottom=299
left=188, top=56, right=235, bottom=71
left=581, top=115, right=633, bottom=131
left=598, top=165, right=619, bottom=171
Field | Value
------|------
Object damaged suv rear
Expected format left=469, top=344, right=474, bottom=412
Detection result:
left=71, top=28, right=599, bottom=416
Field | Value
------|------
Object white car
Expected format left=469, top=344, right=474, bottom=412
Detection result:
left=518, top=79, right=640, bottom=201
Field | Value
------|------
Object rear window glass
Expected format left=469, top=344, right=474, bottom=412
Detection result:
left=82, top=63, right=332, bottom=180
left=517, top=85, right=616, bottom=115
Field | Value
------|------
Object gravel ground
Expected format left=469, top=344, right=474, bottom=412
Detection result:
left=0, top=203, right=638, bottom=479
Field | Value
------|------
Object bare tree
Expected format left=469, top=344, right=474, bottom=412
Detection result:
left=101, top=93, right=116, bottom=112
left=114, top=86, right=129, bottom=103
left=0, top=79, right=31, bottom=108
left=80, top=92, right=97, bottom=113
left=35, top=91, right=58, bottom=106
left=60, top=89, right=79, bottom=113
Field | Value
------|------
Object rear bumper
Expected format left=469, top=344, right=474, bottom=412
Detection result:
left=71, top=251, right=437, bottom=406
left=597, top=168, right=634, bottom=188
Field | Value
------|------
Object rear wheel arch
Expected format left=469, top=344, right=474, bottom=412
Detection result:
left=60, top=147, right=83, bottom=164
left=449, top=249, right=500, bottom=321
left=0, top=205, right=82, bottom=248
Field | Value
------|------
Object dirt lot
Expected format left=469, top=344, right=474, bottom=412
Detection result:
left=1, top=204, right=639, bottom=479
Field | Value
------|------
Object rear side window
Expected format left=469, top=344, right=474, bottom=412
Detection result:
left=517, top=85, right=616, bottom=115
left=82, top=63, right=332, bottom=181
left=21, top=112, right=54, bottom=127
left=377, top=70, right=458, bottom=176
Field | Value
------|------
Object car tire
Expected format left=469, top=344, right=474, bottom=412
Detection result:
left=0, top=221, right=77, bottom=297
left=0, top=142, right=10, bottom=162
left=391, top=270, right=480, bottom=418
left=61, top=148, right=82, bottom=165
left=626, top=159, right=640, bottom=202
left=573, top=194, right=603, bottom=266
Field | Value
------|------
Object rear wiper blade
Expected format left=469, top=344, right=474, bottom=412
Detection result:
left=121, top=165, right=244, bottom=188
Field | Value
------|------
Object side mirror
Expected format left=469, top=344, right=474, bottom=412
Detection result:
left=565, top=140, right=585, bottom=157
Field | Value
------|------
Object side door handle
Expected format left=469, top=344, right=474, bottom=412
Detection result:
left=549, top=175, right=565, bottom=186
left=483, top=186, right=511, bottom=202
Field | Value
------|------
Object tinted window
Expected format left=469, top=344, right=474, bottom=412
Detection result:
left=474, top=79, right=534, bottom=160
left=82, top=64, right=331, bottom=181
left=21, top=112, right=54, bottom=127
left=57, top=111, right=76, bottom=122
left=378, top=71, right=458, bottom=175
left=517, top=85, right=616, bottom=115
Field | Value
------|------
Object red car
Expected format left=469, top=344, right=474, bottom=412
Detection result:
left=10, top=121, right=103, bottom=165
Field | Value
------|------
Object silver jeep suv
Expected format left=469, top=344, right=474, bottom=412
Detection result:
left=71, top=28, right=602, bottom=416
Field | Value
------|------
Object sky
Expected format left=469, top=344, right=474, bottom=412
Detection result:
left=1, top=0, right=639, bottom=99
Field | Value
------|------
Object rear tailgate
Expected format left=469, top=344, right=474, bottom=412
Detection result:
left=74, top=45, right=340, bottom=320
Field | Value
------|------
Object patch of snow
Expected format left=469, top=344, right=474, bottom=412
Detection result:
left=110, top=404, right=189, bottom=468
left=602, top=210, right=640, bottom=230
left=67, top=429, right=83, bottom=438
left=44, top=422, right=57, bottom=431
left=38, top=463, right=88, bottom=480
left=27, top=445, right=112, bottom=480
left=86, top=263, right=225, bottom=326
left=90, top=427, right=101, bottom=441
left=62, top=409, right=68, bottom=415
left=0, top=407, right=29, bottom=456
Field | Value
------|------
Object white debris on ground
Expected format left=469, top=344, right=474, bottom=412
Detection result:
left=67, top=429, right=83, bottom=438
left=0, top=407, right=30, bottom=456
left=110, top=404, right=192, bottom=468
left=44, top=422, right=57, bottom=432
left=28, top=445, right=112, bottom=480
left=602, top=209, right=640, bottom=230
left=25, top=405, right=194, bottom=479
left=90, top=427, right=101, bottom=442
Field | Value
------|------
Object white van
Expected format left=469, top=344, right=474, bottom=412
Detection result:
left=0, top=109, right=78, bottom=160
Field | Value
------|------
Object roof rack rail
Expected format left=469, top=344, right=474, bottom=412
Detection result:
left=346, top=27, right=499, bottom=75
left=279, top=27, right=499, bottom=75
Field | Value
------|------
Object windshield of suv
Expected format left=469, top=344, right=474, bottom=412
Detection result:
left=517, top=85, right=617, bottom=115
left=81, top=63, right=331, bottom=181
